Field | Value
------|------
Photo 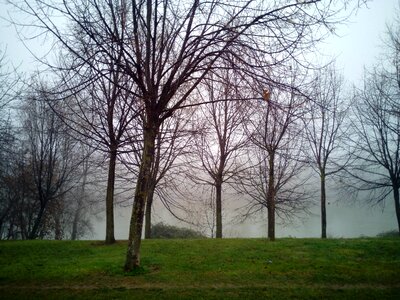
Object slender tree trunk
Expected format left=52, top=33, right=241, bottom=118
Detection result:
left=72, top=157, right=89, bottom=240
left=124, top=125, right=157, bottom=272
left=54, top=214, right=62, bottom=240
left=105, top=148, right=117, bottom=244
left=71, top=209, right=80, bottom=240
left=144, top=186, right=155, bottom=239
left=393, top=185, right=400, bottom=236
left=215, top=181, right=222, bottom=238
left=267, top=153, right=275, bottom=241
left=54, top=195, right=63, bottom=240
left=321, top=172, right=327, bottom=239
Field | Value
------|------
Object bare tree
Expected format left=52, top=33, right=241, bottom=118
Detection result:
left=0, top=49, right=19, bottom=238
left=347, top=21, right=400, bottom=234
left=0, top=154, right=36, bottom=239
left=303, top=66, right=348, bottom=239
left=65, top=73, right=140, bottom=244
left=238, top=86, right=308, bottom=241
left=235, top=142, right=310, bottom=236
left=68, top=144, right=97, bottom=240
left=188, top=70, right=249, bottom=238
left=9, top=0, right=364, bottom=270
left=22, top=84, right=81, bottom=239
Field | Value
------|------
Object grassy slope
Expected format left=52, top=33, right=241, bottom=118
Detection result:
left=0, top=238, right=399, bottom=299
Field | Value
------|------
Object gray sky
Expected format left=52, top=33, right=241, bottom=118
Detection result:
left=0, top=0, right=398, bottom=239
left=323, top=0, right=397, bottom=83
left=0, top=1, right=397, bottom=82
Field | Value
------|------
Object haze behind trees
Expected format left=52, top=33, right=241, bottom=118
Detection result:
left=0, top=0, right=399, bottom=272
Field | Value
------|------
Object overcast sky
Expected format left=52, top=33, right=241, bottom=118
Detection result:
left=0, top=1, right=397, bottom=82
left=0, top=0, right=398, bottom=238
left=323, top=0, right=397, bottom=83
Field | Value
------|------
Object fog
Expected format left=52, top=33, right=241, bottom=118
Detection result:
left=89, top=186, right=397, bottom=240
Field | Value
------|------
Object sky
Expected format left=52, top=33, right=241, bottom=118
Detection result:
left=0, top=0, right=399, bottom=239
left=323, top=0, right=397, bottom=83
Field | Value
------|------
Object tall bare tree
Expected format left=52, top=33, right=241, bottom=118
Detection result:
left=0, top=49, right=19, bottom=238
left=61, top=71, right=140, bottom=244
left=239, top=86, right=307, bottom=240
left=347, top=20, right=400, bottom=234
left=303, top=66, right=348, bottom=238
left=188, top=70, right=249, bottom=238
left=22, top=85, right=80, bottom=239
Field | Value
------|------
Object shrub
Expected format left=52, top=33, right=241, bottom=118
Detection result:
left=376, top=230, right=399, bottom=237
left=151, top=222, right=206, bottom=239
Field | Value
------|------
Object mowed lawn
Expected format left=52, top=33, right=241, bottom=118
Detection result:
left=0, top=238, right=399, bottom=299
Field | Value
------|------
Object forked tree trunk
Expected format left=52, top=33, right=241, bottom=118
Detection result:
left=29, top=205, right=46, bottom=239
left=215, top=181, right=222, bottom=238
left=267, top=153, right=275, bottom=241
left=124, top=125, right=157, bottom=272
left=320, top=172, right=327, bottom=239
left=105, top=148, right=117, bottom=244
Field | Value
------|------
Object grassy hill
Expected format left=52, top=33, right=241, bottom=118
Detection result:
left=0, top=238, right=399, bottom=299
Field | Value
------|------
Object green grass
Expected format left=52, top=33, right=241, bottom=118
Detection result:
left=0, top=238, right=399, bottom=299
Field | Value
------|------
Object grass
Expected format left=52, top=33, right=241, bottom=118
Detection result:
left=0, top=238, right=399, bottom=299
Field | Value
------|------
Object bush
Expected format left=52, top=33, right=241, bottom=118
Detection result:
left=151, top=222, right=206, bottom=239
left=376, top=230, right=399, bottom=237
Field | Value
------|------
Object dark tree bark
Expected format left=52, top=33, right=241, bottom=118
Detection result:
left=267, top=152, right=275, bottom=241
left=29, top=207, right=45, bottom=240
left=105, top=148, right=117, bottom=244
left=144, top=130, right=161, bottom=240
left=215, top=180, right=223, bottom=239
left=144, top=190, right=154, bottom=239
left=393, top=185, right=400, bottom=235
left=320, top=172, right=327, bottom=239
left=125, top=123, right=158, bottom=271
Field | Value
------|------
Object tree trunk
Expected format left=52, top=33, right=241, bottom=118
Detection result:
left=29, top=205, right=46, bottom=239
left=105, top=148, right=117, bottom=244
left=320, top=173, right=327, bottom=239
left=145, top=129, right=162, bottom=240
left=72, top=158, right=89, bottom=240
left=267, top=153, right=275, bottom=241
left=215, top=181, right=223, bottom=238
left=71, top=209, right=80, bottom=241
left=393, top=185, right=400, bottom=236
left=124, top=125, right=157, bottom=272
left=54, top=215, right=62, bottom=240
left=144, top=186, right=155, bottom=239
